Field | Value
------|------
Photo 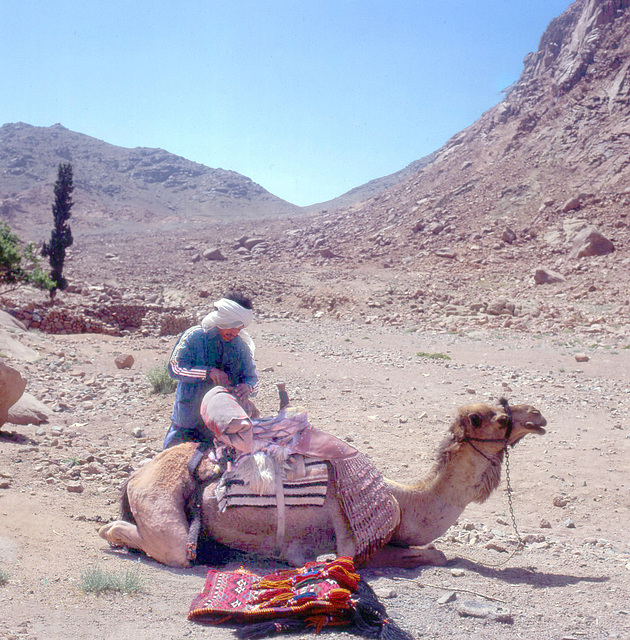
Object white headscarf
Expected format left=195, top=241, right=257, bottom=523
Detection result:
left=201, top=298, right=255, bottom=355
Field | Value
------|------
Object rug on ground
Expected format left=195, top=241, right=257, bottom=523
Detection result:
left=188, top=556, right=413, bottom=639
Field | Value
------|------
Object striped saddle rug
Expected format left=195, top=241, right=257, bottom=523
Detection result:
left=215, top=456, right=330, bottom=511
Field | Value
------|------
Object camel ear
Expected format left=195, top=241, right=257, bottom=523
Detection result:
left=470, top=413, right=482, bottom=429
left=497, top=414, right=509, bottom=427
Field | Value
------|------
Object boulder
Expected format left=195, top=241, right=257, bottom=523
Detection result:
left=114, top=354, right=134, bottom=369
left=7, top=392, right=51, bottom=425
left=0, top=360, right=26, bottom=427
left=569, top=226, right=614, bottom=259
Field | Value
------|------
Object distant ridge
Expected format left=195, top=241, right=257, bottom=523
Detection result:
left=0, top=122, right=301, bottom=238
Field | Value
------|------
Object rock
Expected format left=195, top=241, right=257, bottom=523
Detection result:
left=437, top=591, right=457, bottom=604
left=318, top=248, right=338, bottom=259
left=0, top=328, right=39, bottom=361
left=242, top=237, right=265, bottom=251
left=0, top=360, right=27, bottom=427
left=539, top=518, right=552, bottom=528
left=66, top=483, right=84, bottom=493
left=114, top=354, right=134, bottom=369
left=569, top=226, right=614, bottom=259
left=562, top=196, right=581, bottom=212
left=456, top=600, right=513, bottom=623
left=435, top=249, right=457, bottom=259
left=574, top=353, right=589, bottom=362
left=191, top=253, right=202, bottom=263
left=373, top=587, right=397, bottom=599
left=534, top=267, right=566, bottom=285
left=564, top=518, right=576, bottom=528
left=131, top=427, right=145, bottom=438
left=553, top=495, right=569, bottom=507
left=502, top=227, right=517, bottom=244
left=7, top=393, right=51, bottom=425
left=203, top=247, right=226, bottom=261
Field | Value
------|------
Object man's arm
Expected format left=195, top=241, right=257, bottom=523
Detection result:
left=168, top=326, right=213, bottom=383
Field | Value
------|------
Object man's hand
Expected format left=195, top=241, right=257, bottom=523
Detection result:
left=233, top=383, right=251, bottom=400
left=209, top=368, right=230, bottom=386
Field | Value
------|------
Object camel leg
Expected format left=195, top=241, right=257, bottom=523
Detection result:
left=361, top=544, right=447, bottom=569
left=99, top=514, right=191, bottom=568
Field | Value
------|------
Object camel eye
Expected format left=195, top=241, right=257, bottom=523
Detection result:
left=470, top=414, right=482, bottom=428
left=497, top=414, right=509, bottom=428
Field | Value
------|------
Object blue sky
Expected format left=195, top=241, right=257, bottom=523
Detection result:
left=2, top=1, right=572, bottom=206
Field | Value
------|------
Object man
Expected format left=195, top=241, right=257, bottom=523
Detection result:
left=162, top=292, right=259, bottom=449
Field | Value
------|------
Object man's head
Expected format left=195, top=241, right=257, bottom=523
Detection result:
left=201, top=291, right=256, bottom=352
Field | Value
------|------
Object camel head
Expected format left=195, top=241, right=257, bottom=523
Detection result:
left=449, top=401, right=546, bottom=450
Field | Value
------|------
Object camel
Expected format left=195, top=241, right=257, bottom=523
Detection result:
left=99, top=400, right=546, bottom=569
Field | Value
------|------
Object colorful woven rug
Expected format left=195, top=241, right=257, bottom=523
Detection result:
left=188, top=556, right=413, bottom=639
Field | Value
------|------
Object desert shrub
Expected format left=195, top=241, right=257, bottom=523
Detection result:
left=416, top=351, right=451, bottom=360
left=146, top=363, right=177, bottom=394
left=79, top=565, right=145, bottom=594
left=0, top=567, right=9, bottom=585
left=0, top=222, right=53, bottom=291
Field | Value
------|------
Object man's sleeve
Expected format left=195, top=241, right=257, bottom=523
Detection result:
left=168, top=327, right=212, bottom=383
left=239, top=344, right=259, bottom=394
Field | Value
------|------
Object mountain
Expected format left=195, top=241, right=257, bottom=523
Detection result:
left=0, top=122, right=301, bottom=239
left=308, top=0, right=630, bottom=261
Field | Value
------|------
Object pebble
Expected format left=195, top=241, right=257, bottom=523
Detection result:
left=437, top=591, right=457, bottom=605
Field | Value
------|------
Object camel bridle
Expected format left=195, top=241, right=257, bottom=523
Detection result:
left=455, top=397, right=524, bottom=566
left=460, top=397, right=514, bottom=463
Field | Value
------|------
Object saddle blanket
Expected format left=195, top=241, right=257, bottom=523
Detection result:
left=216, top=459, right=329, bottom=511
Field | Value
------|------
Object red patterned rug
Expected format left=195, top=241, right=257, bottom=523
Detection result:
left=188, top=556, right=412, bottom=639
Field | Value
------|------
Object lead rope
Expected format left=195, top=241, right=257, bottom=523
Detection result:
left=450, top=447, right=524, bottom=568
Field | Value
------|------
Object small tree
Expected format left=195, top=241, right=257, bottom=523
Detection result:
left=0, top=223, right=53, bottom=292
left=42, top=163, right=74, bottom=297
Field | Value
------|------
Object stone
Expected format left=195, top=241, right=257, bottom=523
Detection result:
left=574, top=353, right=589, bottom=362
left=437, top=591, right=457, bottom=604
left=562, top=196, right=581, bottom=212
left=131, top=427, right=145, bottom=438
left=7, top=393, right=51, bottom=425
left=456, top=600, right=513, bottom=623
left=373, top=587, right=397, bottom=599
left=203, top=247, right=226, bottom=261
left=114, top=354, right=134, bottom=369
left=502, top=227, right=517, bottom=244
left=0, top=360, right=26, bottom=427
left=553, top=495, right=569, bottom=507
left=569, top=226, right=614, bottom=259
left=534, top=267, right=566, bottom=285
left=66, top=483, right=84, bottom=493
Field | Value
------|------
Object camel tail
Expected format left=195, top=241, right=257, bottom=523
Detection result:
left=120, top=477, right=135, bottom=524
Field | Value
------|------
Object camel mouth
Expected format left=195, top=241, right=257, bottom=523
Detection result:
left=509, top=418, right=547, bottom=445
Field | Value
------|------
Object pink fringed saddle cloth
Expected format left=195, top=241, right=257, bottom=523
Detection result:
left=188, top=556, right=413, bottom=639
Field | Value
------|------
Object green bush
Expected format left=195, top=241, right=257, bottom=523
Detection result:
left=79, top=565, right=145, bottom=594
left=0, top=567, right=10, bottom=585
left=0, top=223, right=53, bottom=291
left=146, top=363, right=177, bottom=394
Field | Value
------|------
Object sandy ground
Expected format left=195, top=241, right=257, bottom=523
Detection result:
left=1, top=318, right=629, bottom=640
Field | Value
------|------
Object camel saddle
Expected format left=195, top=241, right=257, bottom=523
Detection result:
left=200, top=388, right=400, bottom=563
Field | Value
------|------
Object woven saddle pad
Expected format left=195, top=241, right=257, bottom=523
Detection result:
left=216, top=457, right=329, bottom=511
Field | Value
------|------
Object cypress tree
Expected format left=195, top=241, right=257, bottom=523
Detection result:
left=42, top=163, right=74, bottom=297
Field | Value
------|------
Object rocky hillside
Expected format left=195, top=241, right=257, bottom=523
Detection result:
left=304, top=0, right=630, bottom=261
left=0, top=123, right=301, bottom=239
left=2, top=0, right=629, bottom=345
